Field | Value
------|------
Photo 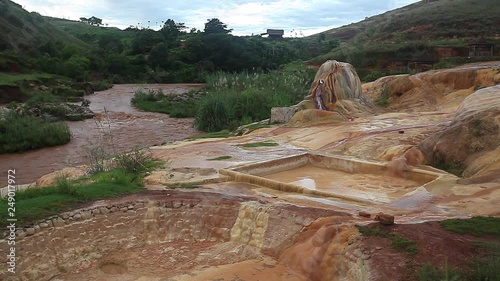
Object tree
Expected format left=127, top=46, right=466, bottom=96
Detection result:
left=149, top=42, right=170, bottom=69
left=98, top=34, right=123, bottom=53
left=160, top=19, right=186, bottom=45
left=106, top=53, right=129, bottom=76
left=88, top=16, right=103, bottom=26
left=131, top=29, right=164, bottom=54
left=204, top=18, right=232, bottom=34
left=64, top=55, right=90, bottom=79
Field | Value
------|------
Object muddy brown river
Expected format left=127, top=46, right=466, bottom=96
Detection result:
left=0, top=84, right=204, bottom=185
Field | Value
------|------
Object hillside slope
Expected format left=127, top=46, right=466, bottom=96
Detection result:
left=0, top=0, right=85, bottom=51
left=311, top=0, right=500, bottom=69
left=45, top=17, right=136, bottom=46
left=320, top=0, right=499, bottom=42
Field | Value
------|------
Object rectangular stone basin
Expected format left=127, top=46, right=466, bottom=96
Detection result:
left=219, top=153, right=449, bottom=204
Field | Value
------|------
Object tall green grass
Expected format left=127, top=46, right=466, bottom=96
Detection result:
left=0, top=112, right=71, bottom=153
left=196, top=63, right=315, bottom=131
left=130, top=62, right=314, bottom=132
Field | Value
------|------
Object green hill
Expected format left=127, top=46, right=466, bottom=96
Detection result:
left=44, top=16, right=136, bottom=46
left=310, top=0, right=500, bottom=75
left=0, top=0, right=85, bottom=51
left=6, top=0, right=497, bottom=86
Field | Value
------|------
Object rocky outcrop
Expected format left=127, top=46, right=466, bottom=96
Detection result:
left=271, top=60, right=370, bottom=124
left=15, top=102, right=95, bottom=121
left=308, top=60, right=364, bottom=108
left=279, top=217, right=368, bottom=281
left=35, top=167, right=86, bottom=187
left=270, top=106, right=300, bottom=123
left=419, top=85, right=500, bottom=180
left=374, top=213, right=395, bottom=225
left=363, top=62, right=500, bottom=111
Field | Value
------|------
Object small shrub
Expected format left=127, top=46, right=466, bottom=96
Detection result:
left=90, top=80, right=112, bottom=91
left=25, top=92, right=62, bottom=105
left=55, top=175, right=77, bottom=196
left=85, top=146, right=111, bottom=174
left=114, top=147, right=154, bottom=175
left=376, top=83, right=390, bottom=107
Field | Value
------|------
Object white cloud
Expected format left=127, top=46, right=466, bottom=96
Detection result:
left=12, top=0, right=420, bottom=35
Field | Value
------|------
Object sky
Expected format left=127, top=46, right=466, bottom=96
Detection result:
left=13, top=0, right=420, bottom=36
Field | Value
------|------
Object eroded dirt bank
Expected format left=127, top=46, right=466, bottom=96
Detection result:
left=0, top=84, right=203, bottom=185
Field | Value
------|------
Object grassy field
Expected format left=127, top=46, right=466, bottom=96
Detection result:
left=0, top=72, right=57, bottom=86
left=440, top=216, right=500, bottom=236
left=0, top=147, right=160, bottom=228
left=0, top=169, right=143, bottom=228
